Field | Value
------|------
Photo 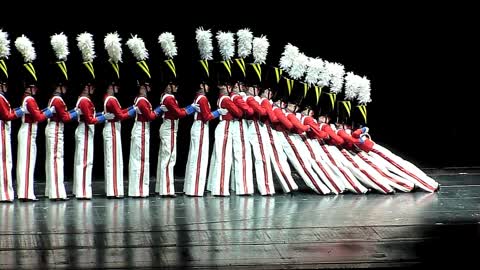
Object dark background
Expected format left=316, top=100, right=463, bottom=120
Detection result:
left=0, top=3, right=478, bottom=183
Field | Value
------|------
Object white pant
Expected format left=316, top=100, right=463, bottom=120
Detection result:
left=128, top=121, right=150, bottom=197
left=184, top=120, right=209, bottom=196
left=16, top=122, right=38, bottom=200
left=0, top=121, right=14, bottom=201
left=316, top=142, right=368, bottom=194
left=357, top=151, right=414, bottom=192
left=369, top=144, right=438, bottom=192
left=278, top=131, right=330, bottom=195
left=248, top=120, right=275, bottom=195
left=103, top=121, right=124, bottom=197
left=266, top=126, right=298, bottom=193
left=207, top=120, right=233, bottom=196
left=301, top=135, right=345, bottom=194
left=156, top=119, right=179, bottom=196
left=45, top=121, right=67, bottom=199
left=231, top=119, right=254, bottom=195
left=73, top=122, right=95, bottom=199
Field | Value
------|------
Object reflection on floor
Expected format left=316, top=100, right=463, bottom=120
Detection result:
left=0, top=170, right=479, bottom=269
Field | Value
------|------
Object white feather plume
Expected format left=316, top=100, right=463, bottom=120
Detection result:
left=158, top=32, right=177, bottom=59
left=195, top=27, right=213, bottom=60
left=50, top=33, right=69, bottom=61
left=279, top=43, right=299, bottom=73
left=344, top=72, right=362, bottom=100
left=126, top=35, right=149, bottom=61
left=76, top=32, right=96, bottom=62
left=216, top=31, right=235, bottom=61
left=288, top=52, right=308, bottom=80
left=305, top=58, right=324, bottom=85
left=357, top=76, right=372, bottom=104
left=104, top=32, right=122, bottom=63
left=325, top=61, right=345, bottom=94
left=236, top=28, right=253, bottom=58
left=252, top=36, right=269, bottom=64
left=14, top=35, right=36, bottom=62
left=0, top=30, right=10, bottom=59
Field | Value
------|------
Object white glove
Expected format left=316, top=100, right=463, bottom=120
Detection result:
left=49, top=106, right=56, bottom=114
left=134, top=105, right=141, bottom=114
left=75, top=107, right=83, bottom=116
left=192, top=103, right=201, bottom=112
left=239, top=92, right=246, bottom=97
left=21, top=106, right=30, bottom=114
left=160, top=105, right=169, bottom=112
left=218, top=108, right=228, bottom=115
left=104, top=112, right=115, bottom=120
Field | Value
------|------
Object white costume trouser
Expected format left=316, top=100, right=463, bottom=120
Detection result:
left=300, top=135, right=345, bottom=194
left=266, top=125, right=298, bottom=193
left=330, top=146, right=394, bottom=194
left=16, top=122, right=38, bottom=200
left=248, top=119, right=275, bottom=195
left=278, top=131, right=331, bottom=195
left=73, top=122, right=95, bottom=199
left=103, top=121, right=124, bottom=197
left=0, top=121, right=14, bottom=201
left=207, top=120, right=233, bottom=196
left=369, top=144, right=439, bottom=192
left=156, top=119, right=179, bottom=196
left=231, top=119, right=254, bottom=195
left=316, top=142, right=368, bottom=194
left=184, top=120, right=210, bottom=196
left=356, top=151, right=414, bottom=192
left=45, top=121, right=67, bottom=199
left=128, top=121, right=150, bottom=197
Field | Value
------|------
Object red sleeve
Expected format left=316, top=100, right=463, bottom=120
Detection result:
left=274, top=109, right=293, bottom=130
left=26, top=98, right=47, bottom=122
left=287, top=114, right=309, bottom=133
left=198, top=96, right=213, bottom=121
left=0, top=98, right=17, bottom=121
left=164, top=96, right=187, bottom=118
left=321, top=124, right=344, bottom=145
left=52, top=98, right=71, bottom=122
left=358, top=139, right=375, bottom=152
left=246, top=96, right=266, bottom=116
left=232, top=95, right=254, bottom=116
left=107, top=98, right=130, bottom=121
left=137, top=99, right=157, bottom=121
left=304, top=117, right=328, bottom=139
left=222, top=98, right=243, bottom=118
left=337, top=129, right=359, bottom=145
left=261, top=99, right=278, bottom=123
left=78, top=99, right=97, bottom=124
left=352, top=129, right=363, bottom=138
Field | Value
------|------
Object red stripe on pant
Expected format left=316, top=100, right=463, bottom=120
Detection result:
left=371, top=148, right=436, bottom=191
left=111, top=122, right=118, bottom=196
left=139, top=122, right=146, bottom=196
left=320, top=144, right=362, bottom=193
left=54, top=122, right=60, bottom=198
left=1, top=122, right=10, bottom=201
left=220, top=121, right=230, bottom=196
left=283, top=131, right=324, bottom=194
left=25, top=123, right=32, bottom=199
left=301, top=135, right=340, bottom=193
left=194, top=122, right=205, bottom=196
left=166, top=120, right=175, bottom=195
left=358, top=152, right=412, bottom=190
left=82, top=124, right=88, bottom=198
left=239, top=121, right=247, bottom=194
left=341, top=149, right=390, bottom=193
left=267, top=126, right=293, bottom=192
left=254, top=120, right=270, bottom=194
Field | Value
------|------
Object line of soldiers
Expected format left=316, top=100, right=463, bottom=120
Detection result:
left=0, top=31, right=439, bottom=202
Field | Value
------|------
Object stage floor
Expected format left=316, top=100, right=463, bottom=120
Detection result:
left=1, top=168, right=479, bottom=269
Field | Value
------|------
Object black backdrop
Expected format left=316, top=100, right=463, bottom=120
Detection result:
left=1, top=3, right=478, bottom=183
